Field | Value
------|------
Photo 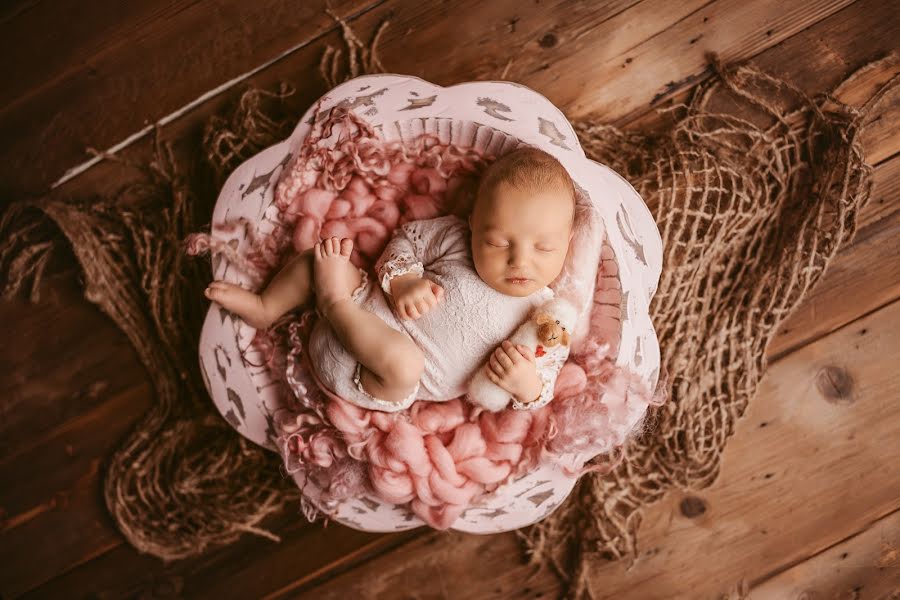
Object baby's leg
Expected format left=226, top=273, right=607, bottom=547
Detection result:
left=315, top=237, right=424, bottom=403
left=205, top=248, right=314, bottom=330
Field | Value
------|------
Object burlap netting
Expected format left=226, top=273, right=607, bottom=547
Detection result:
left=2, top=19, right=893, bottom=598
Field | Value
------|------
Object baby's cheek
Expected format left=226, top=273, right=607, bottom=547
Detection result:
left=540, top=254, right=567, bottom=282
left=473, top=253, right=500, bottom=277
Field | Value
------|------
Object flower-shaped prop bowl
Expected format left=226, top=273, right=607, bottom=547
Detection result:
left=198, top=74, right=663, bottom=533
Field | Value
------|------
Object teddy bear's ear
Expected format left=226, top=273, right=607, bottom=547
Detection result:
left=534, top=312, right=553, bottom=325
left=561, top=330, right=571, bottom=346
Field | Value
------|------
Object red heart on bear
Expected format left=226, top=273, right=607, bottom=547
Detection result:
left=535, top=345, right=545, bottom=357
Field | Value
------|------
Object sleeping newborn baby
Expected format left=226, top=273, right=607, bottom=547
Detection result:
left=205, top=146, right=576, bottom=413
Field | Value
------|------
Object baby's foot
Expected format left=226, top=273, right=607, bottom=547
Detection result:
left=313, top=237, right=358, bottom=317
left=205, top=281, right=272, bottom=330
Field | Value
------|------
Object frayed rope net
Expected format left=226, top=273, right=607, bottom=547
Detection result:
left=1, top=14, right=893, bottom=598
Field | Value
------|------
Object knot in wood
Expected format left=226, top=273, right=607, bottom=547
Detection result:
left=679, top=495, right=707, bottom=518
left=815, top=365, right=854, bottom=404
left=539, top=33, right=558, bottom=48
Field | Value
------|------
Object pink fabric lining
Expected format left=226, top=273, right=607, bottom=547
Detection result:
left=187, top=106, right=666, bottom=529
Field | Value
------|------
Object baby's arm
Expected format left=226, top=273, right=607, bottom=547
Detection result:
left=374, top=218, right=451, bottom=320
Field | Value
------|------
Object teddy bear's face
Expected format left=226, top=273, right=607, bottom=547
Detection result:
left=534, top=312, right=571, bottom=347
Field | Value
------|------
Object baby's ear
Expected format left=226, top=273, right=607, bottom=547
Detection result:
left=534, top=312, right=553, bottom=325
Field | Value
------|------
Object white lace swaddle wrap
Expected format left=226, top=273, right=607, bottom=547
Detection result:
left=372, top=215, right=567, bottom=406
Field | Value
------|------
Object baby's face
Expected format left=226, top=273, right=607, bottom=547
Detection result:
left=468, top=181, right=573, bottom=297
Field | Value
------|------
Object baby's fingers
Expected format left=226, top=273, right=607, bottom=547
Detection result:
left=398, top=299, right=415, bottom=320
left=414, top=298, right=430, bottom=316
left=430, top=282, right=445, bottom=302
left=396, top=302, right=409, bottom=320
left=516, top=344, right=536, bottom=363
left=489, top=354, right=506, bottom=375
left=501, top=340, right=525, bottom=363
left=407, top=303, right=422, bottom=319
left=493, top=348, right=514, bottom=370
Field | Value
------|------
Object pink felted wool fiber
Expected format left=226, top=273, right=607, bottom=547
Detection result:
left=187, top=105, right=664, bottom=530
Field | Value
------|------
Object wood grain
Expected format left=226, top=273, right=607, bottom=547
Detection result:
left=2, top=0, right=860, bottom=201
left=0, top=272, right=144, bottom=460
left=0, top=0, right=376, bottom=198
left=20, top=514, right=421, bottom=600
left=0, top=384, right=151, bottom=597
left=621, top=2, right=900, bottom=162
left=750, top=508, right=900, bottom=598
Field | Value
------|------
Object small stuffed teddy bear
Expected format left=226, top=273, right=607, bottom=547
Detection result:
left=468, top=297, right=578, bottom=412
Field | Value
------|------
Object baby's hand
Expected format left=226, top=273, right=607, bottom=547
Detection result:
left=390, top=274, right=444, bottom=320
left=485, top=340, right=543, bottom=404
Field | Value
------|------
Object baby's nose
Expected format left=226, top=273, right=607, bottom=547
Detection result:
left=507, top=249, right=527, bottom=266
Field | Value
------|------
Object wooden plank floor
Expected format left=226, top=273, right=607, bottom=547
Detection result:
left=1, top=1, right=898, bottom=598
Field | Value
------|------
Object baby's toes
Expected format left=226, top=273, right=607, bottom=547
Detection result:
left=205, top=281, right=227, bottom=297
left=204, top=286, right=223, bottom=300
left=212, top=281, right=240, bottom=296
left=339, top=238, right=353, bottom=257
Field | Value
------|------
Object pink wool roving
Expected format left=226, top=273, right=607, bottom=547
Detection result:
left=189, top=105, right=665, bottom=530
left=274, top=106, right=486, bottom=266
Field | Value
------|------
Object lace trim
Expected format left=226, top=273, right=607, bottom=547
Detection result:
left=351, top=268, right=369, bottom=303
left=352, top=363, right=420, bottom=409
left=379, top=254, right=424, bottom=295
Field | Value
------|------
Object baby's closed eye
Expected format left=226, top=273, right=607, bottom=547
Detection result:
left=483, top=239, right=556, bottom=252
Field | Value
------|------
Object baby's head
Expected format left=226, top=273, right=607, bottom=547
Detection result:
left=468, top=146, right=576, bottom=297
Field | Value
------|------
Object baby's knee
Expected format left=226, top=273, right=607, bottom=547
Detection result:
left=383, top=344, right=424, bottom=390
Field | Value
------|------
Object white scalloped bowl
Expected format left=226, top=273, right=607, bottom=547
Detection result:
left=198, top=74, right=663, bottom=533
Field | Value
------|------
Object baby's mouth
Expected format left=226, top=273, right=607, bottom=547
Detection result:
left=506, top=277, right=531, bottom=284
